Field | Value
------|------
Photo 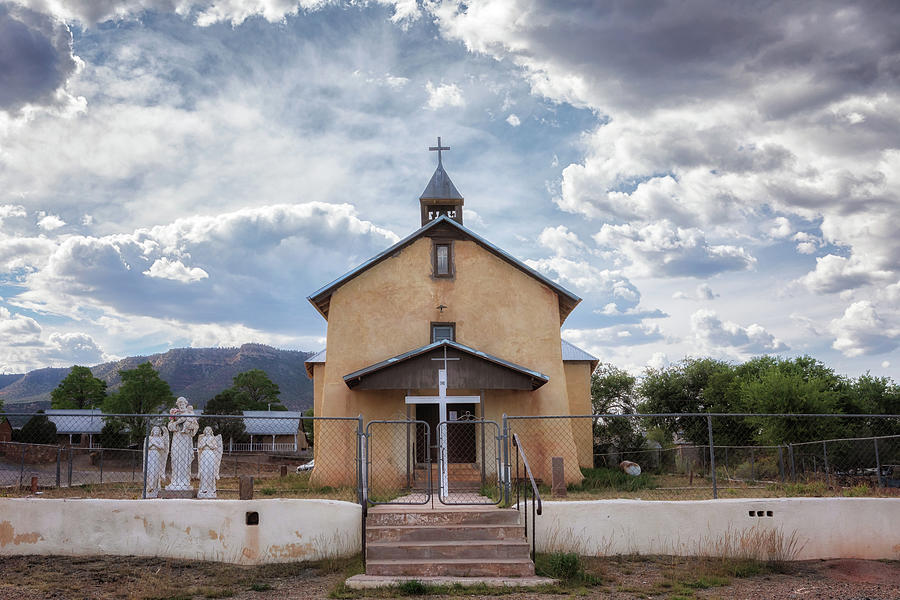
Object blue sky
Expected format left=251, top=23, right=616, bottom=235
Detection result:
left=0, top=0, right=898, bottom=380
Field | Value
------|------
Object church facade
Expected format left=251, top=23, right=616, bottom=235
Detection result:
left=304, top=141, right=597, bottom=489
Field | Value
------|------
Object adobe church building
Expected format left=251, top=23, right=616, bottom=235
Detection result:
left=304, top=140, right=598, bottom=489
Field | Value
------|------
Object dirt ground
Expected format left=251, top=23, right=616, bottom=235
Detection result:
left=0, top=555, right=897, bottom=600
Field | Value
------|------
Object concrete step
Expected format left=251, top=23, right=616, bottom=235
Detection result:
left=367, top=523, right=525, bottom=543
left=366, top=558, right=535, bottom=578
left=367, top=508, right=520, bottom=526
left=367, top=539, right=530, bottom=560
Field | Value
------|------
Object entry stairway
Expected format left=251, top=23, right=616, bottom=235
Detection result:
left=413, top=462, right=483, bottom=492
left=365, top=504, right=535, bottom=577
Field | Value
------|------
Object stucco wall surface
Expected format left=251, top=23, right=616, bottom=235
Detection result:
left=0, top=498, right=361, bottom=565
left=535, top=497, right=900, bottom=560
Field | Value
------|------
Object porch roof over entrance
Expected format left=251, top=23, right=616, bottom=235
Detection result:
left=342, top=339, right=549, bottom=391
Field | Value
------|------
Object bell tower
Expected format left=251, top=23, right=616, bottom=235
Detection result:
left=420, top=137, right=464, bottom=226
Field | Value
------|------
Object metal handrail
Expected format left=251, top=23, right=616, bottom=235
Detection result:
left=512, top=433, right=541, bottom=561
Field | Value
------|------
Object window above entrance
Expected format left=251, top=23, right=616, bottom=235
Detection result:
left=433, top=240, right=453, bottom=278
left=431, top=322, right=455, bottom=342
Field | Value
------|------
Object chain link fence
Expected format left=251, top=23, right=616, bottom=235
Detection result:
left=506, top=413, right=900, bottom=499
left=0, top=412, right=360, bottom=502
left=3, top=411, right=897, bottom=501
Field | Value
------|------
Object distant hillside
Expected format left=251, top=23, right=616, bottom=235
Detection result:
left=0, top=344, right=315, bottom=412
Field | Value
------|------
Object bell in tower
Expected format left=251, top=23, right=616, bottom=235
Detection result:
left=420, top=137, right=464, bottom=226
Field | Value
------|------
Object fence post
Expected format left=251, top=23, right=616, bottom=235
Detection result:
left=141, top=416, right=150, bottom=499
left=874, top=437, right=883, bottom=488
left=502, top=414, right=510, bottom=506
left=68, top=447, right=73, bottom=487
left=788, top=444, right=796, bottom=482
left=822, top=441, right=829, bottom=482
left=778, top=446, right=785, bottom=483
left=750, top=447, right=755, bottom=482
left=56, top=447, right=61, bottom=488
left=706, top=415, right=717, bottom=499
left=357, top=415, right=367, bottom=569
left=19, top=445, right=26, bottom=488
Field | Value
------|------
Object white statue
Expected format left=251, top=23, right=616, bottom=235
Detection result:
left=145, top=425, right=169, bottom=498
left=166, top=397, right=199, bottom=491
left=197, top=426, right=223, bottom=499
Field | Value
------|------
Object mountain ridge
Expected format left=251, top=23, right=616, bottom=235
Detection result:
left=0, top=343, right=316, bottom=412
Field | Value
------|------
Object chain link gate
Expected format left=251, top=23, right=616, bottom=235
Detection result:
left=437, top=417, right=503, bottom=505
left=365, top=419, right=432, bottom=504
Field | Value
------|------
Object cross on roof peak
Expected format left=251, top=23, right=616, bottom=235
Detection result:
left=429, top=136, right=450, bottom=166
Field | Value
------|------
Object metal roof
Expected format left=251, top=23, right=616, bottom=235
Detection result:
left=45, top=409, right=106, bottom=435
left=305, top=349, right=326, bottom=364
left=342, top=339, right=549, bottom=389
left=561, top=339, right=598, bottom=363
left=307, top=215, right=581, bottom=323
left=241, top=411, right=304, bottom=436
left=420, top=162, right=463, bottom=200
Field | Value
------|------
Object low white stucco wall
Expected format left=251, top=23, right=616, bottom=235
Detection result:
left=0, top=498, right=361, bottom=565
left=535, top=498, right=900, bottom=561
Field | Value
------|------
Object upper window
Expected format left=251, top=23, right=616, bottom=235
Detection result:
left=433, top=242, right=453, bottom=277
left=431, top=322, right=455, bottom=342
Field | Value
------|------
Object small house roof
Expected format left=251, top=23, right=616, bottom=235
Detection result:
left=241, top=411, right=304, bottom=436
left=307, top=215, right=581, bottom=325
left=45, top=409, right=106, bottom=435
left=304, top=349, right=326, bottom=378
left=561, top=339, right=599, bottom=371
left=420, top=161, right=463, bottom=201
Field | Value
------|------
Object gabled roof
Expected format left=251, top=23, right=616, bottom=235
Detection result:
left=241, top=411, right=305, bottom=436
left=561, top=339, right=600, bottom=371
left=343, top=339, right=549, bottom=390
left=307, top=215, right=581, bottom=324
left=45, top=409, right=105, bottom=435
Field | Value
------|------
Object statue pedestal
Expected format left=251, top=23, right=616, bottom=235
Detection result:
left=161, top=489, right=196, bottom=499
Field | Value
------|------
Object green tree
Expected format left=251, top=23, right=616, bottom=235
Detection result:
left=198, top=388, right=248, bottom=444
left=638, top=357, right=736, bottom=444
left=231, top=369, right=283, bottom=410
left=103, top=362, right=176, bottom=444
left=51, top=365, right=107, bottom=409
left=19, top=412, right=57, bottom=444
left=591, top=364, right=645, bottom=463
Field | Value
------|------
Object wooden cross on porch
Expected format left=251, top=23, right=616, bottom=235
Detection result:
left=405, top=345, right=480, bottom=499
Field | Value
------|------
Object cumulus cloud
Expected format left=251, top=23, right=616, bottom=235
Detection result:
left=830, top=301, right=900, bottom=357
left=45, top=331, right=108, bottom=364
left=691, top=309, right=787, bottom=354
left=0, top=305, right=42, bottom=346
left=527, top=255, right=639, bottom=307
left=563, top=323, right=665, bottom=352
left=506, top=113, right=520, bottom=126
left=425, top=82, right=465, bottom=109
left=37, top=213, right=65, bottom=230
left=594, top=221, right=756, bottom=278
left=0, top=3, right=82, bottom=113
left=798, top=254, right=890, bottom=294
left=143, top=257, right=209, bottom=283
left=12, top=202, right=399, bottom=331
left=432, top=0, right=900, bottom=304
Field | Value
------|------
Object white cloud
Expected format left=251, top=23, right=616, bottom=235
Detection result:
left=691, top=309, right=787, bottom=354
left=674, top=283, right=718, bottom=301
left=37, top=213, right=66, bottom=231
left=594, top=221, right=756, bottom=278
left=425, top=82, right=465, bottom=109
left=830, top=301, right=900, bottom=357
left=506, top=113, right=520, bottom=127
left=537, top=225, right=587, bottom=258
left=143, top=257, right=209, bottom=283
